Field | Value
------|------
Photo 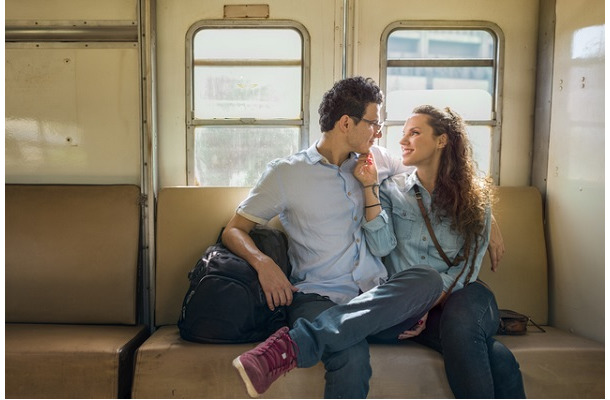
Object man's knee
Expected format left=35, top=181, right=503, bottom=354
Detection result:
left=393, top=266, right=443, bottom=295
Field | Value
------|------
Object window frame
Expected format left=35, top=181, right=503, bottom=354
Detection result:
left=185, top=19, right=311, bottom=186
left=379, top=21, right=505, bottom=182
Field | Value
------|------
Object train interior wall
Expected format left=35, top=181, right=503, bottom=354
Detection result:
left=4, top=0, right=605, bottom=343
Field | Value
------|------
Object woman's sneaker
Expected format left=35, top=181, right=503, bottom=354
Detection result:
left=232, top=326, right=298, bottom=397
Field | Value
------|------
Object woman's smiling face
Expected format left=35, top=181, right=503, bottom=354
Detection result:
left=399, top=113, right=446, bottom=168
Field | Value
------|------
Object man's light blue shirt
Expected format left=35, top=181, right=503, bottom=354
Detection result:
left=237, top=143, right=410, bottom=304
left=362, top=172, right=491, bottom=292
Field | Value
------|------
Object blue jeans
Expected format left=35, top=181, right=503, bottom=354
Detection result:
left=286, top=266, right=443, bottom=398
left=408, top=281, right=526, bottom=398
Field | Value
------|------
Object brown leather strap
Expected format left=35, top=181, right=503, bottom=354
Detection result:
left=413, top=185, right=462, bottom=268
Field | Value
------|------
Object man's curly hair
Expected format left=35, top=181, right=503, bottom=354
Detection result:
left=318, top=77, right=384, bottom=132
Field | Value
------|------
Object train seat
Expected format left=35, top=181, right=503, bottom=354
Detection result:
left=131, top=186, right=604, bottom=398
left=5, top=184, right=149, bottom=399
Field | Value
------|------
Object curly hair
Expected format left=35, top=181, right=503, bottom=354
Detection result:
left=412, top=105, right=495, bottom=294
left=318, top=77, right=384, bottom=132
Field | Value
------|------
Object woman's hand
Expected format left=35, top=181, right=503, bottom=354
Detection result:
left=398, top=313, right=428, bottom=340
left=488, top=215, right=505, bottom=272
left=354, top=152, right=383, bottom=221
left=353, top=152, right=379, bottom=186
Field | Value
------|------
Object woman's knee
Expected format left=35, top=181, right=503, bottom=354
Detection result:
left=489, top=339, right=521, bottom=372
left=442, top=283, right=499, bottom=333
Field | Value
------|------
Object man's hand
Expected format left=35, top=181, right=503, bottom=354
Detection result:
left=398, top=313, right=428, bottom=340
left=255, top=256, right=298, bottom=311
left=487, top=215, right=505, bottom=272
left=222, top=213, right=298, bottom=311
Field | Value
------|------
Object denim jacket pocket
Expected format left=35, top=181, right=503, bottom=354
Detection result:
left=436, top=217, right=463, bottom=256
left=391, top=207, right=418, bottom=239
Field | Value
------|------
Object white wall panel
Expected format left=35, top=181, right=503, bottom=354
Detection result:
left=5, top=0, right=141, bottom=184
left=545, top=0, right=604, bottom=343
left=5, top=47, right=141, bottom=184
left=6, top=0, right=137, bottom=21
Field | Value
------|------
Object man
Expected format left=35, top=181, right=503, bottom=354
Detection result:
left=222, top=77, right=503, bottom=398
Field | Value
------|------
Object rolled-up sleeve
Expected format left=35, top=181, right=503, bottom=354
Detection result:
left=362, top=189, right=398, bottom=257
left=237, top=159, right=285, bottom=224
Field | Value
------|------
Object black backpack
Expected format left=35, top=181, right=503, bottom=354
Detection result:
left=178, top=225, right=292, bottom=344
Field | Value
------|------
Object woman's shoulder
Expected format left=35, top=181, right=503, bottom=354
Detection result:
left=380, top=173, right=414, bottom=205
left=383, top=171, right=413, bottom=189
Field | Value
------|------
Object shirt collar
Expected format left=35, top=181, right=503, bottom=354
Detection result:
left=305, top=142, right=325, bottom=164
left=404, top=169, right=423, bottom=193
left=306, top=141, right=359, bottom=165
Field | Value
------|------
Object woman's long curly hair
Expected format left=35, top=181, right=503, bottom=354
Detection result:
left=412, top=105, right=495, bottom=295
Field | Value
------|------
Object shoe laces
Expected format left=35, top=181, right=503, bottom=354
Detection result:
left=257, top=328, right=298, bottom=377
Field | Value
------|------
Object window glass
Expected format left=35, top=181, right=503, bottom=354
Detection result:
left=193, top=66, right=301, bottom=119
left=194, top=126, right=299, bottom=186
left=194, top=29, right=302, bottom=60
left=385, top=87, right=492, bottom=121
left=388, top=30, right=494, bottom=59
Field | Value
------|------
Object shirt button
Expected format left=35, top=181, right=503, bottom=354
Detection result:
left=356, top=238, right=360, bottom=243
left=422, top=236, right=427, bottom=241
left=347, top=191, right=352, bottom=196
left=421, top=256, right=426, bottom=260
left=354, top=217, right=358, bottom=221
left=355, top=261, right=360, bottom=266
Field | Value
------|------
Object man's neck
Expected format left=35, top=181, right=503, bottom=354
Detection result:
left=317, top=134, right=351, bottom=166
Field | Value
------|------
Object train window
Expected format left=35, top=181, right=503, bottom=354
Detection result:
left=380, top=24, right=503, bottom=180
left=186, top=22, right=310, bottom=186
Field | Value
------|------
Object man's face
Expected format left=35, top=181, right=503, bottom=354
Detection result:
left=346, top=102, right=383, bottom=154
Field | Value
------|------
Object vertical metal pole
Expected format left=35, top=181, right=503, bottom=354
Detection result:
left=342, top=0, right=348, bottom=78
left=531, top=0, right=556, bottom=198
left=138, top=0, right=158, bottom=332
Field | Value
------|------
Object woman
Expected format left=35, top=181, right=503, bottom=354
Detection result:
left=354, top=105, right=526, bottom=398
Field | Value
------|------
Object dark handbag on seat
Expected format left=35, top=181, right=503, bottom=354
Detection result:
left=497, top=309, right=545, bottom=335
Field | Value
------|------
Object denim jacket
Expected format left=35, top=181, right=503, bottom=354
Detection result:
left=362, top=172, right=491, bottom=292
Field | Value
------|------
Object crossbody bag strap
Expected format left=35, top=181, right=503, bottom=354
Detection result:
left=413, top=185, right=462, bottom=268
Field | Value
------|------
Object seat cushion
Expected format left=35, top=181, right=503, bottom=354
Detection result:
left=5, top=184, right=141, bottom=324
left=5, top=324, right=149, bottom=399
left=478, top=186, right=548, bottom=323
left=132, top=325, right=326, bottom=399
left=155, top=187, right=252, bottom=326
left=496, top=327, right=604, bottom=398
left=132, top=326, right=603, bottom=399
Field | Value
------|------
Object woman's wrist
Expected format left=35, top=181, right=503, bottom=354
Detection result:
left=363, top=182, right=380, bottom=202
